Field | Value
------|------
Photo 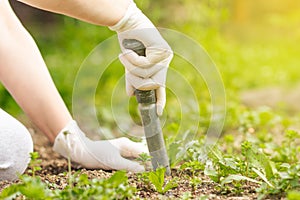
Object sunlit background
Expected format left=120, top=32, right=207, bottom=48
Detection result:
left=1, top=0, right=300, bottom=140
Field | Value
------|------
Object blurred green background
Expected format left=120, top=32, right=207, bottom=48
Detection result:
left=1, top=0, right=300, bottom=137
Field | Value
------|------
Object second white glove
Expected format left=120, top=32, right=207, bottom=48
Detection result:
left=53, top=120, right=148, bottom=172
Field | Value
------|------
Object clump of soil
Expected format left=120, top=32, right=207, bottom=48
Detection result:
left=0, top=125, right=262, bottom=199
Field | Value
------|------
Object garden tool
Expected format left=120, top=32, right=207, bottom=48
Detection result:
left=123, top=39, right=171, bottom=175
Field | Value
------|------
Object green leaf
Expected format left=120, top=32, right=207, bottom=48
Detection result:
left=285, top=130, right=300, bottom=140
left=136, top=152, right=152, bottom=163
left=209, top=146, right=224, bottom=162
left=163, top=180, right=178, bottom=193
left=204, top=167, right=219, bottom=183
left=221, top=174, right=262, bottom=186
left=1, top=176, right=49, bottom=199
left=0, top=184, right=20, bottom=199
left=168, top=131, right=196, bottom=167
left=108, top=171, right=128, bottom=187
left=242, top=141, right=274, bottom=180
left=148, top=168, right=165, bottom=193
left=168, top=142, right=181, bottom=167
left=252, top=168, right=274, bottom=188
left=19, top=179, right=48, bottom=199
left=77, top=174, right=90, bottom=186
left=147, top=167, right=177, bottom=194
left=180, top=160, right=204, bottom=171
left=30, top=152, right=40, bottom=161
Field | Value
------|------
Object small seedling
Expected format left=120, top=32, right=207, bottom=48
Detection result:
left=147, top=167, right=178, bottom=194
left=180, top=160, right=204, bottom=190
left=28, top=152, right=42, bottom=177
left=63, top=130, right=73, bottom=188
left=136, top=152, right=152, bottom=170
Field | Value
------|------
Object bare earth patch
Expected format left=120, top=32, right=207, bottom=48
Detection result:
left=241, top=84, right=300, bottom=114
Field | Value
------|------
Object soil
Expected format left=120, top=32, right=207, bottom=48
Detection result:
left=0, top=120, right=286, bottom=200
left=241, top=84, right=300, bottom=114
left=0, top=127, right=282, bottom=200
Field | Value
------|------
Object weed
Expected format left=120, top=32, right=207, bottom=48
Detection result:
left=143, top=167, right=178, bottom=194
left=136, top=152, right=152, bottom=170
left=0, top=152, right=136, bottom=200
left=27, top=152, right=42, bottom=177
left=0, top=152, right=50, bottom=199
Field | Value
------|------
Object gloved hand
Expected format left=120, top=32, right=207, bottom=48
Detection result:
left=109, top=1, right=173, bottom=116
left=53, top=120, right=148, bottom=172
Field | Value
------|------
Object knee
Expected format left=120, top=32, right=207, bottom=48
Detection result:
left=0, top=109, right=33, bottom=181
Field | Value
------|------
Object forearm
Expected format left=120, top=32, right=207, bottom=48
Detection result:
left=17, top=0, right=131, bottom=26
left=0, top=1, right=72, bottom=142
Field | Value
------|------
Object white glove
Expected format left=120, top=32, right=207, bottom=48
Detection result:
left=109, top=1, right=173, bottom=116
left=53, top=120, right=148, bottom=172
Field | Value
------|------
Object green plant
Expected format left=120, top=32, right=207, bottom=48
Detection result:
left=272, top=130, right=300, bottom=163
left=203, top=146, right=243, bottom=183
left=0, top=150, right=136, bottom=200
left=52, top=171, right=136, bottom=200
left=256, top=163, right=300, bottom=199
left=147, top=167, right=178, bottom=194
left=1, top=0, right=300, bottom=199
left=0, top=152, right=51, bottom=199
left=136, top=152, right=152, bottom=170
left=1, top=171, right=136, bottom=200
left=62, top=130, right=73, bottom=190
left=28, top=152, right=42, bottom=177
left=241, top=141, right=274, bottom=186
left=0, top=175, right=51, bottom=200
left=180, top=160, right=204, bottom=190
left=186, top=130, right=300, bottom=199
